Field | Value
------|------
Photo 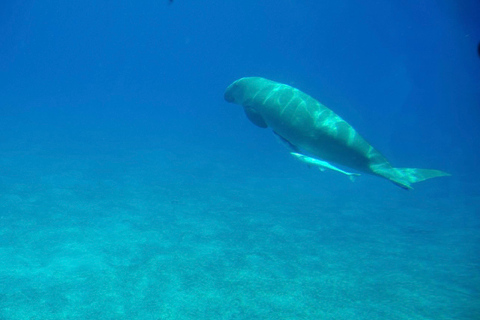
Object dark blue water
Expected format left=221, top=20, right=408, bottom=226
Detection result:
left=1, top=1, right=479, bottom=319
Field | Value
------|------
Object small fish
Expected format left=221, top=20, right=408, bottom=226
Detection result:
left=290, top=152, right=360, bottom=182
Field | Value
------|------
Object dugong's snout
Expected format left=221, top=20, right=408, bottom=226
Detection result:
left=224, top=89, right=234, bottom=103
left=225, top=77, right=263, bottom=104
left=224, top=82, right=237, bottom=103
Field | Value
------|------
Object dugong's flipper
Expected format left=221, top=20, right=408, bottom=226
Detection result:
left=290, top=152, right=360, bottom=182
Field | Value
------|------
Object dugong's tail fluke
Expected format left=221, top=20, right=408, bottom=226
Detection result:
left=375, top=167, right=451, bottom=190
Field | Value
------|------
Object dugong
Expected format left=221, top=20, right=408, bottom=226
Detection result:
left=224, top=77, right=450, bottom=190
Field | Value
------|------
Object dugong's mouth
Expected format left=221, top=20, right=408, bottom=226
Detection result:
left=224, top=83, right=236, bottom=103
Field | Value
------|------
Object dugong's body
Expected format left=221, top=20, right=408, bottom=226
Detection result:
left=224, top=77, right=449, bottom=189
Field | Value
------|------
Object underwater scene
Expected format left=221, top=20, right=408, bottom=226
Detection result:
left=0, top=1, right=479, bottom=319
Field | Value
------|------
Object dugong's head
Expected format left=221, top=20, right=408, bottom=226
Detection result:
left=224, top=77, right=267, bottom=104
left=225, top=77, right=270, bottom=129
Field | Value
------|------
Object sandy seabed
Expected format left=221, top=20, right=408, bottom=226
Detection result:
left=0, top=144, right=478, bottom=320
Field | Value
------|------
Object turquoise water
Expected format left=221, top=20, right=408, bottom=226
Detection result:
left=1, top=1, right=479, bottom=319
left=0, top=135, right=478, bottom=319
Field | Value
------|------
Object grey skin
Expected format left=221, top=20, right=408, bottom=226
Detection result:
left=224, top=77, right=450, bottom=190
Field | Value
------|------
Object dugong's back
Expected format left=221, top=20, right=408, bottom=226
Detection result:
left=225, top=77, right=386, bottom=173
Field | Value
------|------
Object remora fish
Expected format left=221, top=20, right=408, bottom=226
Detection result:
left=290, top=152, right=360, bottom=182
left=224, top=77, right=450, bottom=190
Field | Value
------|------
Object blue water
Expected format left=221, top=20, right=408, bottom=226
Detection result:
left=1, top=1, right=479, bottom=319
